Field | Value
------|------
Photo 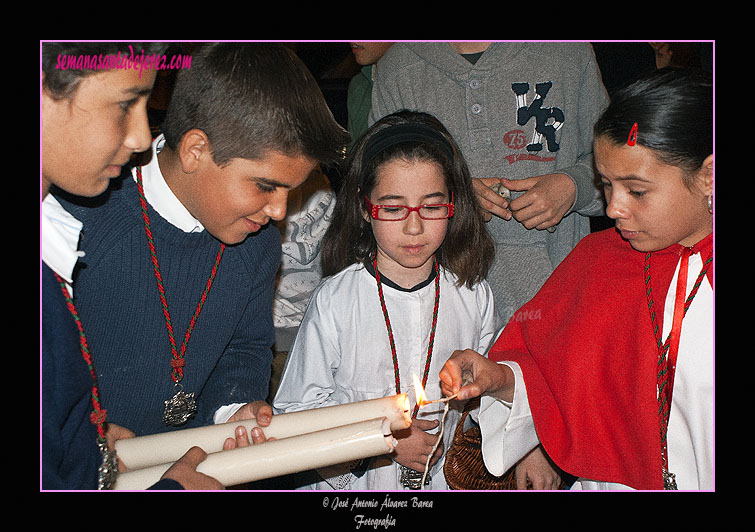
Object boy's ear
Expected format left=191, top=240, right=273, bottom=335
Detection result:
left=177, top=129, right=212, bottom=173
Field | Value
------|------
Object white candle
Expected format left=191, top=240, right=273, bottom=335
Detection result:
left=115, top=394, right=411, bottom=471
left=113, top=418, right=396, bottom=490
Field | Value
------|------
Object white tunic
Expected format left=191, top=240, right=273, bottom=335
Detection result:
left=479, top=251, right=714, bottom=490
left=274, top=263, right=502, bottom=490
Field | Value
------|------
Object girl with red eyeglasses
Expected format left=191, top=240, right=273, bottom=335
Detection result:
left=273, top=111, right=512, bottom=490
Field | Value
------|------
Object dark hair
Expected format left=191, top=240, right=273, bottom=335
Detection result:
left=160, top=42, right=349, bottom=167
left=321, top=110, right=494, bottom=288
left=593, top=68, right=712, bottom=177
left=41, top=42, right=168, bottom=100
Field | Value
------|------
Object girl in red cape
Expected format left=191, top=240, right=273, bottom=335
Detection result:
left=440, top=68, right=714, bottom=491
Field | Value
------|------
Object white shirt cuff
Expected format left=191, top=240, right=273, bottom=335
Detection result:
left=478, top=361, right=540, bottom=476
left=213, top=403, right=246, bottom=424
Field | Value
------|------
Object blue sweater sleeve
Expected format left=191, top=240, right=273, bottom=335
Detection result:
left=197, top=225, right=280, bottom=423
left=147, top=478, right=185, bottom=490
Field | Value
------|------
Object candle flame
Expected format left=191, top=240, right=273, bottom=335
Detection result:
left=413, top=374, right=428, bottom=407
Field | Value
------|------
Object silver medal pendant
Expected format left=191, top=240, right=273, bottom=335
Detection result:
left=663, top=469, right=678, bottom=490
left=399, top=465, right=430, bottom=490
left=163, top=384, right=197, bottom=427
left=97, top=440, right=118, bottom=490
left=662, top=453, right=678, bottom=490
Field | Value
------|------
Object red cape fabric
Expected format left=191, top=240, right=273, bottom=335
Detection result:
left=489, top=228, right=712, bottom=490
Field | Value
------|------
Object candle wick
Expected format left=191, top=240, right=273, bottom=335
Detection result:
left=420, top=393, right=457, bottom=407
left=420, top=398, right=451, bottom=489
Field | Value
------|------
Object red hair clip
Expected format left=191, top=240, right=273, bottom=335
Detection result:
left=627, top=122, right=638, bottom=146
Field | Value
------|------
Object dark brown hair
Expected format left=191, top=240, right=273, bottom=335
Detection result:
left=593, top=67, right=712, bottom=179
left=321, top=110, right=494, bottom=288
left=161, top=43, right=349, bottom=167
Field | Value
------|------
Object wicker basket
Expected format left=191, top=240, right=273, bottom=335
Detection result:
left=444, top=397, right=520, bottom=490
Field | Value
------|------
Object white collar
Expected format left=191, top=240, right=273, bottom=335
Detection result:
left=133, top=135, right=204, bottom=234
left=41, top=194, right=85, bottom=294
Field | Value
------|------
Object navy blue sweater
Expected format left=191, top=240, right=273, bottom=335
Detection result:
left=57, top=175, right=280, bottom=437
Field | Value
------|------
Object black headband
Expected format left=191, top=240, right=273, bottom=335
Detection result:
left=360, top=123, right=455, bottom=182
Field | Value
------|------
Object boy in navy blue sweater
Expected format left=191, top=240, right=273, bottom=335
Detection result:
left=57, top=44, right=348, bottom=448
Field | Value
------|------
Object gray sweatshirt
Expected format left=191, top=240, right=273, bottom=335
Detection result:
left=370, top=42, right=609, bottom=321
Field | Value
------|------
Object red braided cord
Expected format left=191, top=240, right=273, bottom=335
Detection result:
left=374, top=255, right=441, bottom=418
left=374, top=262, right=401, bottom=394
left=137, top=174, right=179, bottom=372
left=177, top=248, right=224, bottom=372
left=135, top=166, right=225, bottom=383
left=420, top=260, right=440, bottom=386
left=53, top=273, right=107, bottom=442
left=650, top=252, right=712, bottom=431
left=644, top=250, right=712, bottom=482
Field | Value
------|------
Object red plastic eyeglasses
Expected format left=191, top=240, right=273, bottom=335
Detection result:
left=364, top=193, right=455, bottom=221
